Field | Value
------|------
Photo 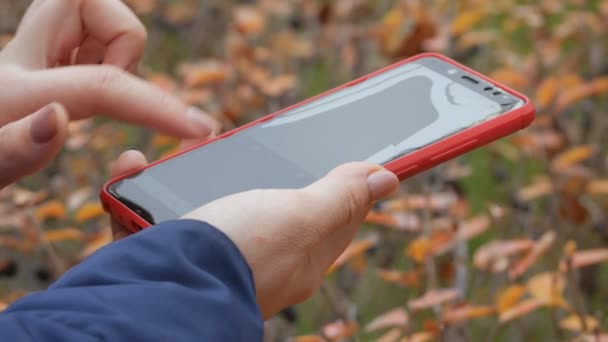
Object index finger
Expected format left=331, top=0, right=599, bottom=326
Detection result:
left=0, top=65, right=218, bottom=138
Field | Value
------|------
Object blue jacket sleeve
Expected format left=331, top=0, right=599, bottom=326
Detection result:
left=0, top=220, right=263, bottom=341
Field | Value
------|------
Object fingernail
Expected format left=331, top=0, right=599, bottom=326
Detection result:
left=30, top=104, right=58, bottom=144
left=367, top=168, right=399, bottom=201
left=187, top=107, right=221, bottom=137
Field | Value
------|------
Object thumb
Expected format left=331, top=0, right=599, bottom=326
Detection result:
left=0, top=103, right=69, bottom=189
left=302, top=163, right=399, bottom=231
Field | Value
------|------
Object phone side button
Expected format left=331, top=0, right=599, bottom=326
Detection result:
left=430, top=139, right=479, bottom=162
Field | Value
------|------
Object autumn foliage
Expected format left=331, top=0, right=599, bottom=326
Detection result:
left=3, top=0, right=608, bottom=341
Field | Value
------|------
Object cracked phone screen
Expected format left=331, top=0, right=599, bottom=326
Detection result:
left=111, top=57, right=523, bottom=224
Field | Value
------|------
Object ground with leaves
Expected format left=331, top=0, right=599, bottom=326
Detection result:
left=2, top=0, right=608, bottom=341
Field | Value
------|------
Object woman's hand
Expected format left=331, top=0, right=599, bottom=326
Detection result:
left=109, top=150, right=400, bottom=319
left=0, top=0, right=218, bottom=189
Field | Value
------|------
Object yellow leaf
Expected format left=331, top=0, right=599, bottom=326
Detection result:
left=559, top=74, right=584, bottom=88
left=459, top=215, right=492, bottom=241
left=488, top=140, right=520, bottom=161
left=13, top=188, right=47, bottom=207
left=164, top=1, right=197, bottom=24
left=560, top=248, right=608, bottom=272
left=382, top=193, right=458, bottom=212
left=496, top=285, right=527, bottom=314
left=442, top=305, right=495, bottom=324
left=365, top=307, right=409, bottom=332
left=457, top=30, right=498, bottom=50
left=551, top=145, right=596, bottom=172
left=517, top=177, right=553, bottom=202
left=556, top=83, right=595, bottom=112
left=382, top=9, right=405, bottom=31
left=474, top=239, right=534, bottom=272
left=564, top=240, right=577, bottom=258
left=35, top=200, right=67, bottom=221
left=377, top=328, right=402, bottom=342
left=587, top=179, right=608, bottom=194
left=405, top=331, right=435, bottom=342
left=451, top=10, right=484, bottom=36
left=408, top=288, right=460, bottom=311
left=489, top=68, right=528, bottom=89
left=260, top=74, right=297, bottom=97
left=234, top=6, right=266, bottom=36
left=406, top=237, right=432, bottom=263
left=512, top=131, right=565, bottom=154
left=526, top=272, right=565, bottom=306
left=592, top=76, right=608, bottom=93
left=181, top=61, right=229, bottom=88
left=327, top=235, right=378, bottom=273
left=152, top=134, right=180, bottom=148
left=181, top=89, right=213, bottom=106
left=560, top=315, right=598, bottom=332
left=322, top=320, right=359, bottom=340
left=377, top=269, right=421, bottom=288
left=365, top=210, right=397, bottom=227
left=510, top=230, right=557, bottom=279
left=75, top=202, right=105, bottom=223
left=499, top=298, right=543, bottom=323
left=160, top=145, right=182, bottom=159
left=535, top=77, right=559, bottom=108
left=80, top=230, right=112, bottom=259
left=350, top=253, right=368, bottom=274
left=366, top=210, right=428, bottom=232
left=44, top=228, right=85, bottom=243
left=365, top=210, right=420, bottom=231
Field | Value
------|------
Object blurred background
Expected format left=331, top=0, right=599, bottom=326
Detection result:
left=2, top=0, right=608, bottom=341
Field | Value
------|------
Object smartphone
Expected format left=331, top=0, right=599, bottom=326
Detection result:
left=100, top=53, right=535, bottom=231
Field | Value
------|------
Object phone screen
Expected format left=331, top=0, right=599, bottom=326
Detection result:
left=110, top=56, right=523, bottom=224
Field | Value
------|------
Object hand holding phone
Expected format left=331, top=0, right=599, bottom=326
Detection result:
left=109, top=149, right=400, bottom=321
left=187, top=162, right=398, bottom=318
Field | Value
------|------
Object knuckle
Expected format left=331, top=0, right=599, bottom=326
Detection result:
left=340, top=183, right=364, bottom=225
left=136, top=23, right=148, bottom=41
left=130, top=22, right=148, bottom=45
left=94, top=65, right=124, bottom=93
left=156, top=91, right=174, bottom=108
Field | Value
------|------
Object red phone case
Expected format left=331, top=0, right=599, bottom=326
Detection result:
left=100, top=53, right=535, bottom=232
